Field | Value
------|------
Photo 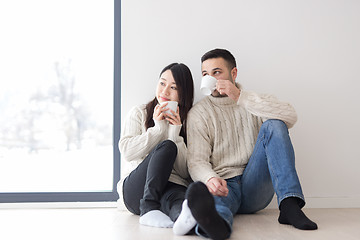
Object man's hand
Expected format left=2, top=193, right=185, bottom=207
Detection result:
left=216, top=80, right=241, bottom=102
left=206, top=177, right=229, bottom=197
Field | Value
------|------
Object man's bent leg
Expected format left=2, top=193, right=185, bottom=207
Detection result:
left=239, top=119, right=303, bottom=212
left=259, top=120, right=304, bottom=206
left=237, top=123, right=275, bottom=214
left=239, top=119, right=317, bottom=230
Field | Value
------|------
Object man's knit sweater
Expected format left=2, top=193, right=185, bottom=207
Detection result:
left=186, top=86, right=297, bottom=184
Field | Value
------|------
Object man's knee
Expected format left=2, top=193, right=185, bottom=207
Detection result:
left=261, top=119, right=288, bottom=134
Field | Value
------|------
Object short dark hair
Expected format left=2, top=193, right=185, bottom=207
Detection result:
left=201, top=48, right=237, bottom=70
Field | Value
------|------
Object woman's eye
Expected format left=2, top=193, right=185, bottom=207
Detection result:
left=171, top=86, right=177, bottom=90
left=160, top=82, right=165, bottom=86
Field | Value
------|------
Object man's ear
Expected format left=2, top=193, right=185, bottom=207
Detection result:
left=231, top=67, right=238, bottom=83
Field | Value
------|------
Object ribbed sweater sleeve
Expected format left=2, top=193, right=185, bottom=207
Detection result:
left=118, top=105, right=167, bottom=162
left=187, top=106, right=219, bottom=183
left=237, top=90, right=297, bottom=128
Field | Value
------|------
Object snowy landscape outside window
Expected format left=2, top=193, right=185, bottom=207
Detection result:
left=0, top=0, right=120, bottom=202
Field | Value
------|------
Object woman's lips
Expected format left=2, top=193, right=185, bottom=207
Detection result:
left=160, top=96, right=170, bottom=101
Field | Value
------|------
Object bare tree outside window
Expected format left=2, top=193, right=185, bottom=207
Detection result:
left=0, top=59, right=111, bottom=153
left=0, top=0, right=116, bottom=197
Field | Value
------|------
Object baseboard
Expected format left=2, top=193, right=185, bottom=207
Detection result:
left=266, top=196, right=360, bottom=209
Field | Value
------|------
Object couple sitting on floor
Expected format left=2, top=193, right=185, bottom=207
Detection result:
left=118, top=48, right=317, bottom=240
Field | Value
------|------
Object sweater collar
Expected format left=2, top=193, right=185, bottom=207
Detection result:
left=208, top=95, right=236, bottom=106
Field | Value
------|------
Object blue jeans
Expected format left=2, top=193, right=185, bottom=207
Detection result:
left=195, top=119, right=305, bottom=237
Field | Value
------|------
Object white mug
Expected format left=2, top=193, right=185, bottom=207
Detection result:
left=200, top=75, right=217, bottom=95
left=160, top=101, right=178, bottom=115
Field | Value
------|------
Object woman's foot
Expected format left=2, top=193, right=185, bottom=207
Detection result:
left=139, top=210, right=174, bottom=228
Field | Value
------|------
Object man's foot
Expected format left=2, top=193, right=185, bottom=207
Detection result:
left=278, top=197, right=318, bottom=230
left=173, top=200, right=197, bottom=235
left=186, top=182, right=230, bottom=240
left=139, top=210, right=174, bottom=228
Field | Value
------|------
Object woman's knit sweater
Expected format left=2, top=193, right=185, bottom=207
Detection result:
left=118, top=104, right=191, bottom=187
left=186, top=87, right=297, bottom=184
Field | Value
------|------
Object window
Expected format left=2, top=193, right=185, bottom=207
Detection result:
left=0, top=0, right=120, bottom=202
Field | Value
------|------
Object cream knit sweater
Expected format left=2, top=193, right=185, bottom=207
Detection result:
left=186, top=86, right=297, bottom=184
left=118, top=104, right=191, bottom=187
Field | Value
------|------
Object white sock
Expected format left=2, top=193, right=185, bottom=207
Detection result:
left=173, top=200, right=197, bottom=235
left=139, top=210, right=174, bottom=228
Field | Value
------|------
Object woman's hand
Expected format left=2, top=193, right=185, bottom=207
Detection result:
left=153, top=102, right=168, bottom=121
left=165, top=106, right=181, bottom=125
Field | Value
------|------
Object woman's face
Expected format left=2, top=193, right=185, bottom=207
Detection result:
left=156, top=70, right=179, bottom=103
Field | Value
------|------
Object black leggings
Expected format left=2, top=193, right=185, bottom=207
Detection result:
left=122, top=140, right=187, bottom=221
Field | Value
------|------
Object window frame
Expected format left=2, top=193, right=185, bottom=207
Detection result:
left=0, top=0, right=121, bottom=203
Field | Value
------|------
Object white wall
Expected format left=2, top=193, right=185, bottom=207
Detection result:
left=121, top=0, right=360, bottom=208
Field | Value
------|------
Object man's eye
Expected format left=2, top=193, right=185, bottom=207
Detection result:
left=214, top=71, right=220, bottom=75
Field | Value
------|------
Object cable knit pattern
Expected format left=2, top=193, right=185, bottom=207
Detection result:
left=237, top=90, right=297, bottom=128
left=186, top=86, right=297, bottom=184
left=118, top=104, right=191, bottom=187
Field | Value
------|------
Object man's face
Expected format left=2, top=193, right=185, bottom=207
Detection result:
left=201, top=57, right=236, bottom=97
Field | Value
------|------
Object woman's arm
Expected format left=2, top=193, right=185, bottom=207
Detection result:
left=119, top=106, right=167, bottom=162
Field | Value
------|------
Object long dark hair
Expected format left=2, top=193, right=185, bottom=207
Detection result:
left=145, top=63, right=194, bottom=143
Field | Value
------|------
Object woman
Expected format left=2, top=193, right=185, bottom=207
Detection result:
left=118, top=63, right=194, bottom=228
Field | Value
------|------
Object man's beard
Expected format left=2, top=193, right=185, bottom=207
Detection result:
left=211, top=90, right=227, bottom=98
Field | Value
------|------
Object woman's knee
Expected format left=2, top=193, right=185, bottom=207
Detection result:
left=150, top=140, right=178, bottom=167
left=157, top=140, right=178, bottom=155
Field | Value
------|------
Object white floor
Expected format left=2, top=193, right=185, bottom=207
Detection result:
left=0, top=207, right=359, bottom=240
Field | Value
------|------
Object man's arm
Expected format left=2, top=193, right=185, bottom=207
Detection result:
left=186, top=107, right=218, bottom=183
left=216, top=80, right=297, bottom=128
left=237, top=90, right=297, bottom=128
left=186, top=106, right=229, bottom=196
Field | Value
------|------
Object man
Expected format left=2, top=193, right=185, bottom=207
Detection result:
left=173, top=48, right=317, bottom=240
